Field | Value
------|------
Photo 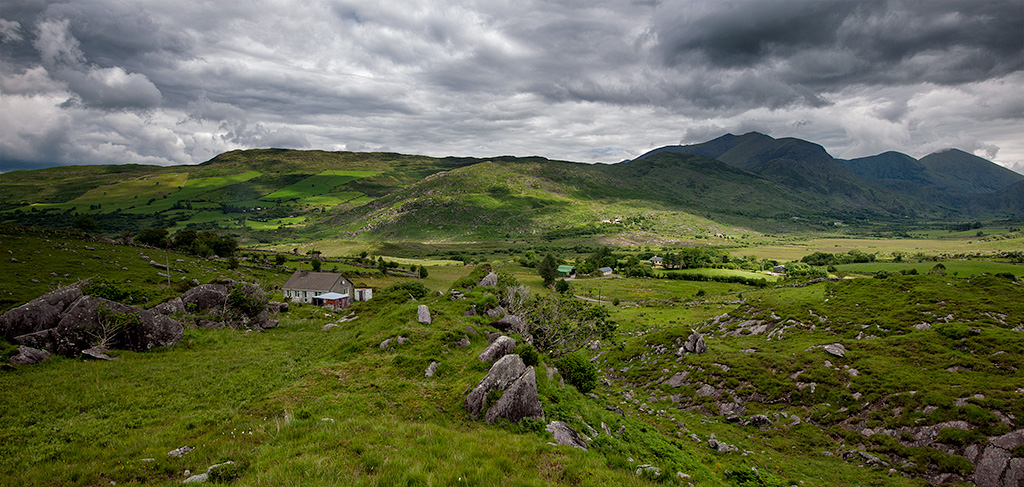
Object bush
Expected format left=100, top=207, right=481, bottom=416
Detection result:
left=936, top=427, right=986, bottom=446
left=380, top=281, right=431, bottom=301
left=555, top=353, right=598, bottom=393
left=514, top=342, right=540, bottom=367
left=208, top=461, right=246, bottom=483
left=81, top=278, right=150, bottom=305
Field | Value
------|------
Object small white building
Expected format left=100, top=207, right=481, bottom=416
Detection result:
left=354, top=288, right=373, bottom=302
left=599, top=267, right=614, bottom=276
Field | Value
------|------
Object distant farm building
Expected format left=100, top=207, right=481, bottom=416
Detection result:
left=557, top=265, right=576, bottom=277
left=283, top=270, right=355, bottom=308
left=649, top=256, right=664, bottom=266
left=599, top=266, right=614, bottom=276
left=772, top=265, right=786, bottom=274
left=354, top=288, right=373, bottom=302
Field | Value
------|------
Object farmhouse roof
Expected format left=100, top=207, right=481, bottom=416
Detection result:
left=283, top=270, right=350, bottom=291
left=599, top=267, right=614, bottom=273
left=650, top=256, right=663, bottom=263
left=557, top=265, right=576, bottom=273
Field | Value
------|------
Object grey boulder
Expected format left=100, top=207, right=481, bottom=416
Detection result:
left=485, top=367, right=545, bottom=424
left=181, top=284, right=228, bottom=311
left=545, top=421, right=587, bottom=450
left=465, top=354, right=526, bottom=419
left=9, top=345, right=51, bottom=365
left=478, top=335, right=516, bottom=362
left=52, top=296, right=184, bottom=356
left=0, top=285, right=82, bottom=339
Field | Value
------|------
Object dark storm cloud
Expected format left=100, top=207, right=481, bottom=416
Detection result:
left=652, top=0, right=1024, bottom=90
left=0, top=0, right=1022, bottom=173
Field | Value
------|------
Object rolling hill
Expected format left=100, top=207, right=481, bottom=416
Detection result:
left=1, top=134, right=1021, bottom=244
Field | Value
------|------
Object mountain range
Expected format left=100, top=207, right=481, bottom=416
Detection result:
left=1, top=133, right=1021, bottom=241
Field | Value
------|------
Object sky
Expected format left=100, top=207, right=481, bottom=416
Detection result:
left=1, top=0, right=1022, bottom=173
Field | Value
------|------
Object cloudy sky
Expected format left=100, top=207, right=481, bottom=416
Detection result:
left=1, top=0, right=1022, bottom=173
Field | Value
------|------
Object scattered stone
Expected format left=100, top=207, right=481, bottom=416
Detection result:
left=417, top=305, right=431, bottom=325
left=464, top=325, right=478, bottom=335
left=678, top=332, right=707, bottom=355
left=708, top=438, right=737, bottom=453
left=425, top=361, right=440, bottom=377
left=463, top=305, right=477, bottom=316
left=601, top=422, right=612, bottom=436
left=589, top=340, right=602, bottom=351
left=322, top=324, right=338, bottom=331
left=545, top=421, right=587, bottom=450
left=396, top=336, right=408, bottom=346
left=477, top=272, right=498, bottom=287
left=182, top=473, right=208, bottom=483
left=81, top=347, right=116, bottom=361
left=487, top=331, right=502, bottom=343
left=747, top=415, right=772, bottom=427
left=605, top=405, right=625, bottom=416
left=379, top=338, right=392, bottom=350
left=485, top=367, right=545, bottom=424
left=635, top=465, right=661, bottom=478
left=456, top=336, right=471, bottom=348
left=824, top=343, right=847, bottom=358
left=167, top=446, right=194, bottom=458
left=677, top=472, right=692, bottom=481
left=485, top=306, right=506, bottom=319
left=9, top=346, right=51, bottom=365
left=478, top=335, right=516, bottom=362
left=663, top=371, right=690, bottom=388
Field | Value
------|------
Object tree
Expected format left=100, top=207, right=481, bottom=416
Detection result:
left=136, top=228, right=169, bottom=247
left=522, top=293, right=614, bottom=357
left=418, top=265, right=429, bottom=279
left=311, top=258, right=322, bottom=271
left=539, top=254, right=558, bottom=286
left=275, top=254, right=287, bottom=266
left=554, top=279, right=570, bottom=294
left=378, top=257, right=388, bottom=276
left=73, top=215, right=98, bottom=233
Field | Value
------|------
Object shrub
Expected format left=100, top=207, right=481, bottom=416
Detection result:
left=554, top=353, right=597, bottom=393
left=514, top=342, right=540, bottom=367
left=81, top=278, right=149, bottom=305
left=936, top=427, right=986, bottom=446
left=380, top=281, right=431, bottom=301
left=208, top=461, right=246, bottom=483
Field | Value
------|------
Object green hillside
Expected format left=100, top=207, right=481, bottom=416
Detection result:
left=2, top=228, right=1022, bottom=486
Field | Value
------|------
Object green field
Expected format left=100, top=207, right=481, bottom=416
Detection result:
left=3, top=227, right=1022, bottom=486
left=260, top=170, right=379, bottom=202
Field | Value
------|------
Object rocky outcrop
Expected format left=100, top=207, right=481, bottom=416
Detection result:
left=478, top=335, right=516, bottom=362
left=153, top=297, right=184, bottom=315
left=52, top=296, right=184, bottom=356
left=485, top=367, right=545, bottom=424
left=477, top=272, right=498, bottom=287
left=491, top=315, right=525, bottom=335
left=181, top=284, right=227, bottom=312
left=417, top=305, right=431, bottom=325
left=465, top=354, right=526, bottom=419
left=677, top=332, right=707, bottom=356
left=9, top=346, right=51, bottom=365
left=546, top=421, right=587, bottom=450
left=0, top=285, right=83, bottom=339
left=12, top=328, right=57, bottom=352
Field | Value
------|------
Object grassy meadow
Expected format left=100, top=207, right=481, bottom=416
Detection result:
left=2, top=223, right=1023, bottom=486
